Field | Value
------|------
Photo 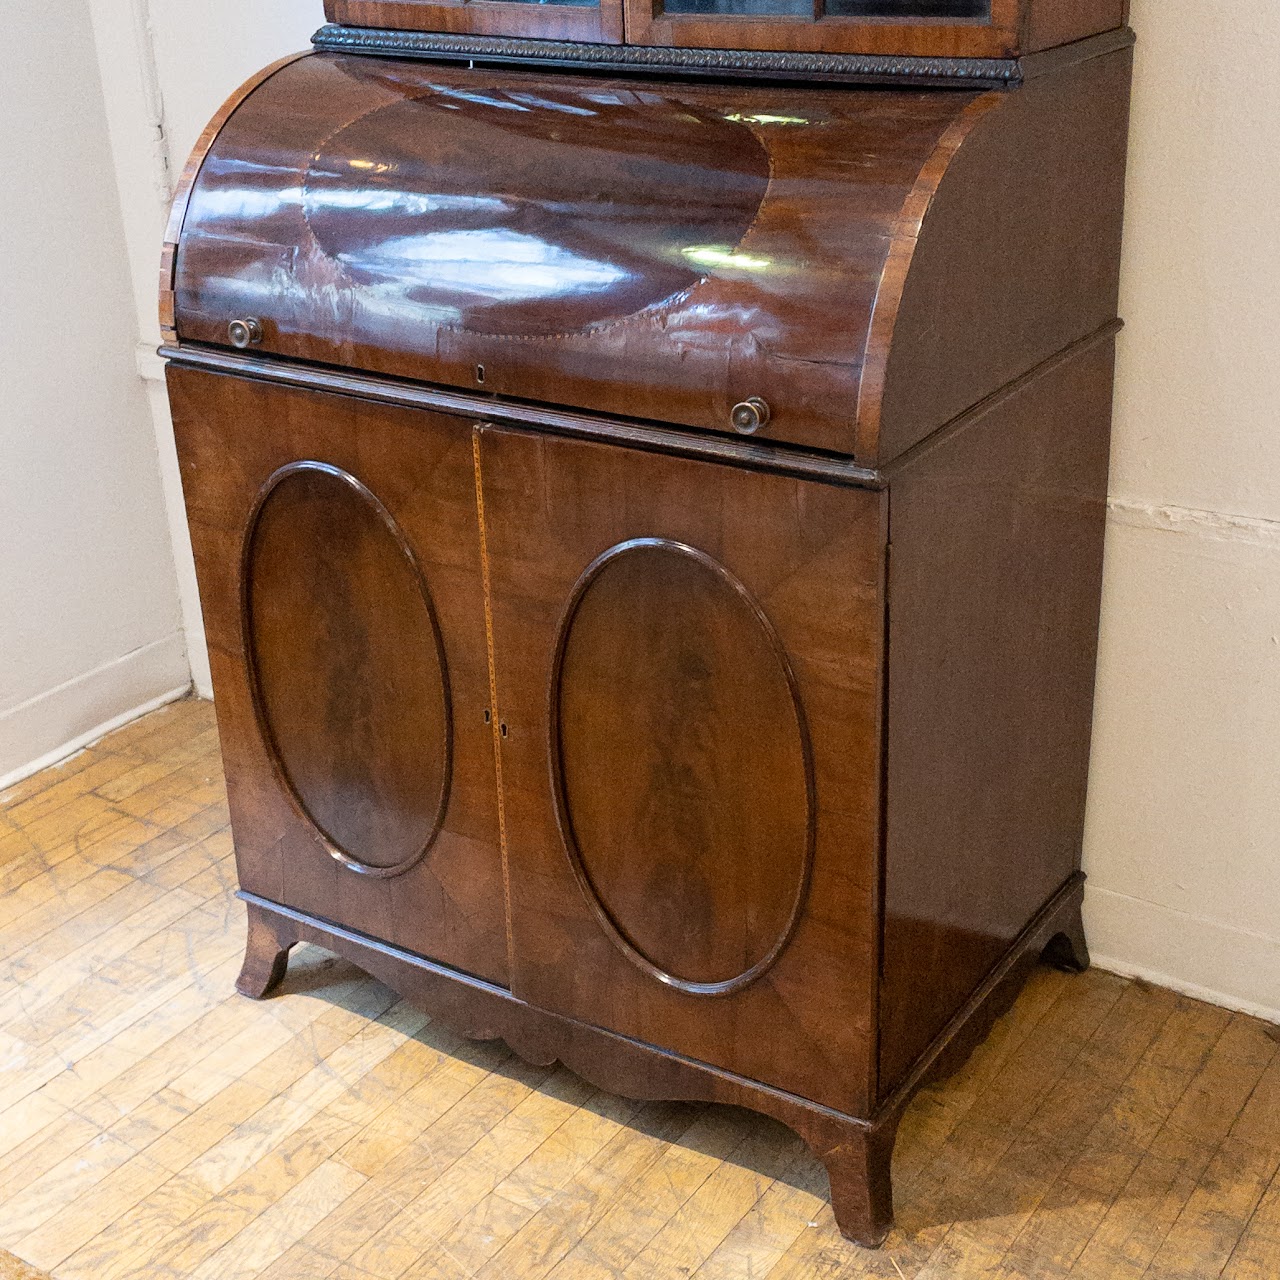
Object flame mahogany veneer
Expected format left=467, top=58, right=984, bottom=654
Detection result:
left=162, top=15, right=1131, bottom=1246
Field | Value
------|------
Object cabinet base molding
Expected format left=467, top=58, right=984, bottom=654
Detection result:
left=236, top=873, right=1087, bottom=1248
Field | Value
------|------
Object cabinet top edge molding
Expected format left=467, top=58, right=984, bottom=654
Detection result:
left=311, top=23, right=1133, bottom=88
left=323, top=0, right=1129, bottom=62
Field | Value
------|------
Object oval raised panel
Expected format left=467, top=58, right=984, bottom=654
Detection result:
left=243, top=462, right=451, bottom=877
left=551, top=539, right=814, bottom=996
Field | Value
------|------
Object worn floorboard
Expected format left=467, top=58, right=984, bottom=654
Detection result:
left=0, top=699, right=1275, bottom=1279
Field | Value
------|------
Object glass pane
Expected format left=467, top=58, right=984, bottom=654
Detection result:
left=662, top=0, right=812, bottom=16
left=823, top=0, right=989, bottom=17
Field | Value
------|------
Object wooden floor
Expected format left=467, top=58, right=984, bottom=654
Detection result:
left=1, top=700, right=1278, bottom=1280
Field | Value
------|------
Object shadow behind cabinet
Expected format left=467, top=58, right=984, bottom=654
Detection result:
left=163, top=4, right=1131, bottom=1246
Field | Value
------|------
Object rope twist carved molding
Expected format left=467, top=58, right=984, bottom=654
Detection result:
left=311, top=24, right=1024, bottom=86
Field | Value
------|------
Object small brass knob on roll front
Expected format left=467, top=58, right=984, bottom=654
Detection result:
left=730, top=397, right=770, bottom=435
left=227, top=317, right=264, bottom=349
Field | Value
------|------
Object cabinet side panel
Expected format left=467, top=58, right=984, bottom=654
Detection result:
left=877, top=48, right=1131, bottom=464
left=878, top=340, right=1113, bottom=1097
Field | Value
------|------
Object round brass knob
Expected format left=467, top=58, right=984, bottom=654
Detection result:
left=730, top=397, right=770, bottom=435
left=227, top=318, right=263, bottom=349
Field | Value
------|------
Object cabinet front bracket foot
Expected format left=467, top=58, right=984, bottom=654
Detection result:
left=236, top=901, right=298, bottom=999
left=803, top=1107, right=902, bottom=1248
left=1042, top=897, right=1090, bottom=973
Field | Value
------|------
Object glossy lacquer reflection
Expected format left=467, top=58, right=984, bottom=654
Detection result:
left=301, top=83, right=770, bottom=335
left=175, top=56, right=985, bottom=450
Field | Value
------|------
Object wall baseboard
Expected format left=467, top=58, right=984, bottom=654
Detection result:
left=0, top=633, right=192, bottom=793
left=1085, top=882, right=1280, bottom=1027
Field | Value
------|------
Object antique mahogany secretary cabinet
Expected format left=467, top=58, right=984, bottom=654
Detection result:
left=161, top=0, right=1132, bottom=1247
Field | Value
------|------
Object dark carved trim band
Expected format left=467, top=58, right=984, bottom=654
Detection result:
left=311, top=24, right=1023, bottom=87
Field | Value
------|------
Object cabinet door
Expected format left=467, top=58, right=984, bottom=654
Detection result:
left=478, top=425, right=885, bottom=1115
left=325, top=0, right=623, bottom=43
left=623, top=0, right=1020, bottom=58
left=168, top=369, right=509, bottom=987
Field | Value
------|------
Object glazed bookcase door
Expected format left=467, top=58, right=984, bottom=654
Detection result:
left=168, top=368, right=510, bottom=987
left=623, top=0, right=1022, bottom=57
left=325, top=0, right=624, bottom=43
left=477, top=424, right=886, bottom=1116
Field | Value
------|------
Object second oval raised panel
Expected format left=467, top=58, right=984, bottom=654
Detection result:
left=244, top=462, right=451, bottom=877
left=551, top=540, right=814, bottom=995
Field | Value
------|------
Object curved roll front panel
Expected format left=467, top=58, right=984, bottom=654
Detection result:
left=300, top=92, right=772, bottom=338
left=171, top=53, right=991, bottom=457
left=550, top=539, right=814, bottom=996
left=243, top=461, right=452, bottom=877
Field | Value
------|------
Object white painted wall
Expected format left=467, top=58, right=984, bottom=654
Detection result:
left=80, top=0, right=1280, bottom=1018
left=85, top=0, right=320, bottom=708
left=0, top=1, right=190, bottom=790
left=1082, top=0, right=1280, bottom=1021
